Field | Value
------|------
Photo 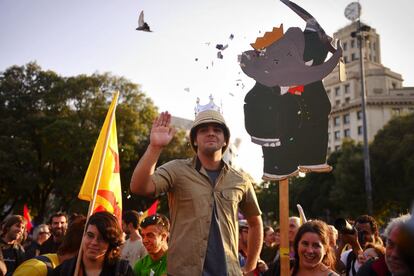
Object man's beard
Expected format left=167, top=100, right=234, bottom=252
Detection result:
left=52, top=228, right=65, bottom=238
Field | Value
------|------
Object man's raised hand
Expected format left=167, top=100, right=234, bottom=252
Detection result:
left=150, top=111, right=176, bottom=148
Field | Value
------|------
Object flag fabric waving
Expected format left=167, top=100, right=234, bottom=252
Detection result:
left=23, top=204, right=33, bottom=233
left=78, top=92, right=122, bottom=225
left=140, top=200, right=159, bottom=222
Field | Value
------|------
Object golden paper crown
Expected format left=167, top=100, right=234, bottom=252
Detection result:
left=250, top=24, right=284, bottom=50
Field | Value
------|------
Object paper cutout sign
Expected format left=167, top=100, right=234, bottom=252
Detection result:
left=240, top=0, right=343, bottom=180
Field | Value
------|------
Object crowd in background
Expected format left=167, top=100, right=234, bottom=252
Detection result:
left=1, top=208, right=413, bottom=276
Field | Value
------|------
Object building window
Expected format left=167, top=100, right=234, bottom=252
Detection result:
left=344, top=56, right=348, bottom=63
left=334, top=116, right=340, bottom=126
left=373, top=42, right=376, bottom=50
left=358, top=126, right=363, bottom=135
left=391, top=82, right=397, bottom=89
left=343, top=114, right=350, bottom=124
left=345, top=97, right=350, bottom=103
left=392, top=108, right=401, bottom=116
left=335, top=99, right=341, bottom=106
left=374, top=88, right=383, bottom=94
left=344, top=129, right=351, bottom=137
left=334, top=131, right=340, bottom=140
left=351, top=53, right=357, bottom=61
left=343, top=42, right=347, bottom=51
left=351, top=39, right=355, bottom=48
left=335, top=87, right=340, bottom=96
left=357, top=110, right=362, bottom=120
left=345, top=84, right=350, bottom=94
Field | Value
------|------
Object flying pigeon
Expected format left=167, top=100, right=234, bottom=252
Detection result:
left=136, top=11, right=151, bottom=32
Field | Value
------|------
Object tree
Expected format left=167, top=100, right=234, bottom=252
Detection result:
left=0, top=62, right=191, bottom=222
left=370, top=113, right=414, bottom=220
left=288, top=150, right=342, bottom=222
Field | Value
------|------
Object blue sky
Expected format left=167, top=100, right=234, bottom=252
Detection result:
left=1, top=0, right=413, bottom=182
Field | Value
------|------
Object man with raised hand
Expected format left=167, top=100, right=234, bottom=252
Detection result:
left=130, top=98, right=263, bottom=276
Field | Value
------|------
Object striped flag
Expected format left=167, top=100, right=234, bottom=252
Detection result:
left=140, top=200, right=159, bottom=222
left=78, top=92, right=122, bottom=225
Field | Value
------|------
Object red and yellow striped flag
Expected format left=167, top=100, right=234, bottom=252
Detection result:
left=140, top=200, right=159, bottom=223
left=78, top=92, right=122, bottom=225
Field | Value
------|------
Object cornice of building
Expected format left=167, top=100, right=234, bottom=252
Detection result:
left=330, top=97, right=414, bottom=114
left=334, top=21, right=376, bottom=38
left=324, top=60, right=403, bottom=86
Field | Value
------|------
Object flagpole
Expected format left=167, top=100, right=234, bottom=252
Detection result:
left=279, top=178, right=290, bottom=276
left=74, top=91, right=120, bottom=276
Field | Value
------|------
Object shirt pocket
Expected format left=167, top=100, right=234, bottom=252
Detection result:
left=220, top=187, right=244, bottom=203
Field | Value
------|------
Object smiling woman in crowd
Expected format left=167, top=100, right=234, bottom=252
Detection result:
left=291, top=220, right=339, bottom=276
left=52, top=211, right=134, bottom=276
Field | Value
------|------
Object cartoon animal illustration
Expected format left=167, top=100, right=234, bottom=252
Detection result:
left=240, top=0, right=343, bottom=180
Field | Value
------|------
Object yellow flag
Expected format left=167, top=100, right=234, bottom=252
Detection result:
left=78, top=92, right=122, bottom=225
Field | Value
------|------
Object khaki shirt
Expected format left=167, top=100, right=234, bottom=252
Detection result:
left=152, top=157, right=262, bottom=276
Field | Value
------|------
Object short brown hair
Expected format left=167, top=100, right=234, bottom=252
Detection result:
left=49, top=212, right=68, bottom=224
left=140, top=214, right=170, bottom=233
left=123, top=210, right=141, bottom=229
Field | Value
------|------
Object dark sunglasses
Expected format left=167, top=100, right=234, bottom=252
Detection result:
left=140, top=214, right=167, bottom=228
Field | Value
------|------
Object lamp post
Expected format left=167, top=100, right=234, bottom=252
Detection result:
left=345, top=2, right=374, bottom=215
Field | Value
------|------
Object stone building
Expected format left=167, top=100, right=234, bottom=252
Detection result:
left=324, top=21, right=414, bottom=152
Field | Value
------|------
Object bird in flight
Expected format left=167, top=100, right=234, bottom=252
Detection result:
left=136, top=11, right=151, bottom=32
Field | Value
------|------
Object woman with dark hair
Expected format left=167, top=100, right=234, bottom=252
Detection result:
left=0, top=215, right=26, bottom=275
left=291, top=220, right=338, bottom=276
left=52, top=211, right=134, bottom=276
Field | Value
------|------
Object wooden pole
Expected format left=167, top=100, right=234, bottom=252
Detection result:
left=279, top=178, right=290, bottom=276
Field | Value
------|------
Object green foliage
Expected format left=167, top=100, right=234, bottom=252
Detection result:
left=329, top=140, right=366, bottom=217
left=370, top=113, right=414, bottom=217
left=0, top=62, right=191, bottom=222
left=256, top=182, right=279, bottom=225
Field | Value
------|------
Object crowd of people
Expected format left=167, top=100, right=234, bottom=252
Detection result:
left=1, top=209, right=413, bottom=276
left=1, top=107, right=413, bottom=276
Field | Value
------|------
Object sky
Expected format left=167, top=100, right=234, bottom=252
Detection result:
left=1, top=0, right=413, bottom=182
